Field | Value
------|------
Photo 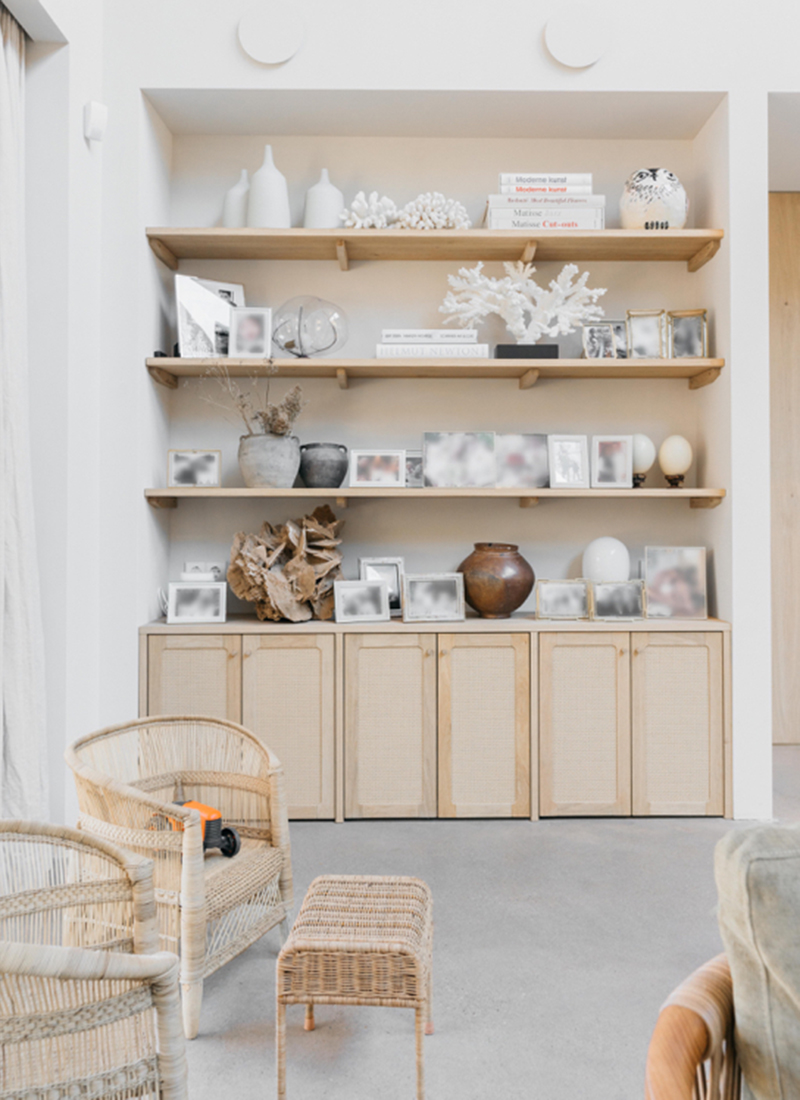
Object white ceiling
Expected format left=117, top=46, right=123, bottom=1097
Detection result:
left=143, top=88, right=726, bottom=140
left=770, top=93, right=800, bottom=190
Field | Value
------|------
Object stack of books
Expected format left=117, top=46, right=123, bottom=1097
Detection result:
left=486, top=173, right=605, bottom=231
left=375, top=329, right=488, bottom=358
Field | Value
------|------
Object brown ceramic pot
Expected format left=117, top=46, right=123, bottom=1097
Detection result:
left=458, top=542, right=534, bottom=619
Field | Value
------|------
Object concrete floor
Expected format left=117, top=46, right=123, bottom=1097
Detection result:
left=186, top=747, right=800, bottom=1100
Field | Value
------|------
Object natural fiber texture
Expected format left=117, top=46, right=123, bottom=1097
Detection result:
left=0, top=820, right=187, bottom=1099
left=277, top=875, right=433, bottom=1100
left=551, top=644, right=619, bottom=803
left=65, top=716, right=293, bottom=1039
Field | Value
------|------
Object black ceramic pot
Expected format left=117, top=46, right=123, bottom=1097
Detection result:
left=299, top=443, right=349, bottom=488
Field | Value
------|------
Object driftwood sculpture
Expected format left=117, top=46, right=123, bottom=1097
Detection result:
left=228, top=505, right=344, bottom=622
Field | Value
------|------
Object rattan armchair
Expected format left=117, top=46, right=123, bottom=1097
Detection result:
left=0, top=819, right=187, bottom=1100
left=645, top=955, right=740, bottom=1099
left=65, top=715, right=293, bottom=1038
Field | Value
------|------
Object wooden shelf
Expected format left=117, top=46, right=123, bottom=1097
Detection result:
left=145, top=486, right=726, bottom=510
left=146, top=227, right=724, bottom=273
left=147, top=356, right=725, bottom=391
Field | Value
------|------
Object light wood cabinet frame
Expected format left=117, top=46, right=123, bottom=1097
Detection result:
left=146, top=635, right=241, bottom=722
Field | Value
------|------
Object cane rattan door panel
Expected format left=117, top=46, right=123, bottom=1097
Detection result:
left=146, top=635, right=241, bottom=722
left=632, top=633, right=723, bottom=815
left=242, top=635, right=335, bottom=819
left=438, top=634, right=530, bottom=817
left=540, top=633, right=631, bottom=816
left=345, top=635, right=436, bottom=818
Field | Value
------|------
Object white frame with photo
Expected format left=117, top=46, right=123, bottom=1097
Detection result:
left=402, top=573, right=465, bottom=623
left=167, top=450, right=222, bottom=488
left=333, top=580, right=391, bottom=623
left=667, top=309, right=708, bottom=358
left=405, top=451, right=424, bottom=488
left=547, top=435, right=589, bottom=489
left=229, top=307, right=273, bottom=358
left=175, top=274, right=245, bottom=358
left=359, top=557, right=405, bottom=617
left=644, top=546, right=708, bottom=620
left=591, top=579, right=645, bottom=621
left=167, top=582, right=227, bottom=625
left=581, top=322, right=617, bottom=359
left=422, top=431, right=496, bottom=489
left=591, top=435, right=633, bottom=489
left=535, top=579, right=590, bottom=621
left=348, top=449, right=406, bottom=488
left=626, top=309, right=666, bottom=359
left=495, top=433, right=550, bottom=489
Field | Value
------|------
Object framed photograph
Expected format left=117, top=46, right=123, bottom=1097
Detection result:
left=167, top=582, right=227, bottom=625
left=626, top=309, right=665, bottom=359
left=592, top=580, right=645, bottom=620
left=581, top=323, right=617, bottom=359
left=591, top=435, right=633, bottom=489
left=405, top=451, right=424, bottom=488
left=360, top=557, right=405, bottom=616
left=230, top=307, right=272, bottom=358
left=536, top=579, right=590, bottom=620
left=645, top=546, right=707, bottom=619
left=349, top=450, right=406, bottom=488
left=606, top=319, right=628, bottom=359
left=668, top=309, right=708, bottom=358
left=423, top=431, right=495, bottom=489
left=496, top=433, right=549, bottom=488
left=334, top=580, right=391, bottom=623
left=183, top=561, right=226, bottom=582
left=402, top=573, right=465, bottom=623
left=167, top=450, right=221, bottom=488
left=547, top=435, right=589, bottom=489
left=175, top=274, right=244, bottom=357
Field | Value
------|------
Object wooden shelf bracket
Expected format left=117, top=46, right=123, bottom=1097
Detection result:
left=687, top=239, right=721, bottom=273
left=335, top=497, right=349, bottom=508
left=690, top=497, right=723, bottom=509
left=688, top=366, right=722, bottom=390
left=147, top=365, right=179, bottom=389
left=519, top=368, right=540, bottom=390
left=336, top=239, right=349, bottom=271
left=519, top=497, right=540, bottom=508
left=520, top=240, right=538, bottom=263
left=336, top=368, right=349, bottom=390
left=148, top=496, right=178, bottom=510
left=148, top=237, right=179, bottom=271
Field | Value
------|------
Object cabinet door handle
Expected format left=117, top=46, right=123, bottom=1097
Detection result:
left=440, top=649, right=448, bottom=658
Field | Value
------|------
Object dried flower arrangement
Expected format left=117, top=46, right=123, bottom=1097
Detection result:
left=203, top=363, right=305, bottom=436
left=439, top=261, right=607, bottom=344
left=228, top=506, right=344, bottom=622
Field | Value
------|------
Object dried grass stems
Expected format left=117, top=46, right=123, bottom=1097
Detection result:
left=200, top=362, right=306, bottom=437
left=228, top=506, right=344, bottom=622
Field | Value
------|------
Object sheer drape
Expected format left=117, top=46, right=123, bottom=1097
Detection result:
left=0, top=5, right=48, bottom=817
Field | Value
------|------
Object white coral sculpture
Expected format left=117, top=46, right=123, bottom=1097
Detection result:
left=439, top=261, right=607, bottom=344
left=395, top=191, right=472, bottom=230
left=340, top=190, right=399, bottom=229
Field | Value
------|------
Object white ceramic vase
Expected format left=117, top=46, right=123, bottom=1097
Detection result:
left=222, top=169, right=250, bottom=228
left=303, top=168, right=344, bottom=229
left=247, top=144, right=291, bottom=228
left=582, top=537, right=631, bottom=583
left=238, top=433, right=300, bottom=488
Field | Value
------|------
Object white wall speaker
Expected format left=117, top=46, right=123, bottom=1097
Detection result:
left=544, top=1, right=614, bottom=68
left=238, top=2, right=305, bottom=65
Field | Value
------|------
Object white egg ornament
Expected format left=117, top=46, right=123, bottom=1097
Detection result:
left=619, top=168, right=688, bottom=230
left=632, top=433, right=657, bottom=488
left=582, top=537, right=631, bottom=583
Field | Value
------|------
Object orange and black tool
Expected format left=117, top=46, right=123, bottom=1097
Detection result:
left=168, top=800, right=241, bottom=858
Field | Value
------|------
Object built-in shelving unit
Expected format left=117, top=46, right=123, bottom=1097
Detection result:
left=145, top=486, right=726, bottom=510
left=147, top=356, right=725, bottom=391
left=146, top=227, right=724, bottom=273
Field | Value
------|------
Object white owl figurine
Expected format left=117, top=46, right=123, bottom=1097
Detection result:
left=619, top=168, right=689, bottom=230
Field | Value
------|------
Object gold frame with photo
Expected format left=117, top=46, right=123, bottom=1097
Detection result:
left=535, top=578, right=591, bottom=621
left=626, top=309, right=666, bottom=359
left=667, top=309, right=708, bottom=358
left=581, top=322, right=617, bottom=360
left=590, top=579, right=646, bottom=621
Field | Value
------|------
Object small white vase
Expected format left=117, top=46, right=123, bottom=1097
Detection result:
left=247, top=144, right=291, bottom=228
left=303, top=168, right=345, bottom=229
left=222, top=169, right=250, bottom=228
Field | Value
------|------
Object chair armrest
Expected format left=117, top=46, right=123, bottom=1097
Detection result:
left=0, top=940, right=179, bottom=983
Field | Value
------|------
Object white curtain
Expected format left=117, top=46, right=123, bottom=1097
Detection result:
left=0, top=5, right=48, bottom=818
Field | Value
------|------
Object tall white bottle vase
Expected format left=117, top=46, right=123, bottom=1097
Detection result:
left=247, top=144, right=291, bottom=228
left=303, top=168, right=345, bottom=229
left=222, top=169, right=250, bottom=228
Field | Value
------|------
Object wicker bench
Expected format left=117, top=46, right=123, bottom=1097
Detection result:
left=276, top=875, right=434, bottom=1099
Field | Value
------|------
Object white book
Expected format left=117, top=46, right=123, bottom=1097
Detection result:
left=488, top=210, right=605, bottom=230
left=498, top=185, right=593, bottom=195
left=488, top=194, right=606, bottom=208
left=381, top=328, right=478, bottom=343
left=499, top=173, right=592, bottom=186
left=376, top=344, right=490, bottom=359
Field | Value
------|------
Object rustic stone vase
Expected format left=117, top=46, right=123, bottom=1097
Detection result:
left=238, top=433, right=300, bottom=488
left=299, top=442, right=349, bottom=488
left=458, top=542, right=534, bottom=618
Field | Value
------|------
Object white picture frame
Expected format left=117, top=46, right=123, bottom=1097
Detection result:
left=167, top=450, right=221, bottom=488
left=644, top=546, right=708, bottom=619
left=495, top=433, right=550, bottom=488
left=626, top=309, right=665, bottom=359
left=333, top=579, right=391, bottom=623
left=547, top=435, right=589, bottom=489
left=423, top=431, right=496, bottom=488
left=230, top=307, right=272, bottom=358
left=175, top=274, right=244, bottom=358
left=359, top=557, right=405, bottom=616
left=591, top=580, right=645, bottom=621
left=667, top=309, right=708, bottom=358
left=348, top=450, right=406, bottom=488
left=167, top=582, right=227, bottom=625
left=536, top=579, right=590, bottom=621
left=581, top=322, right=617, bottom=359
left=591, top=435, right=633, bottom=489
left=402, top=573, right=465, bottom=623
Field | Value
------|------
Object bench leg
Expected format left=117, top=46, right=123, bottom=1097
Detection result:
left=304, top=1004, right=315, bottom=1031
left=415, top=1006, right=425, bottom=1100
left=277, top=1002, right=287, bottom=1100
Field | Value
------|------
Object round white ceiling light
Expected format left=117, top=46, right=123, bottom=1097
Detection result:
left=238, top=2, right=306, bottom=65
left=544, top=1, right=613, bottom=68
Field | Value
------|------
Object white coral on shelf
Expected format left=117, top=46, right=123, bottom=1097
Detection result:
left=340, top=190, right=399, bottom=229
left=395, top=191, right=472, bottom=230
left=439, top=261, right=607, bottom=344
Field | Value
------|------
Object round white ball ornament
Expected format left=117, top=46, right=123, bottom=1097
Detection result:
left=632, top=433, right=657, bottom=486
left=658, top=435, right=693, bottom=486
left=238, top=2, right=305, bottom=65
left=544, top=1, right=614, bottom=68
left=582, top=537, right=631, bottom=583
